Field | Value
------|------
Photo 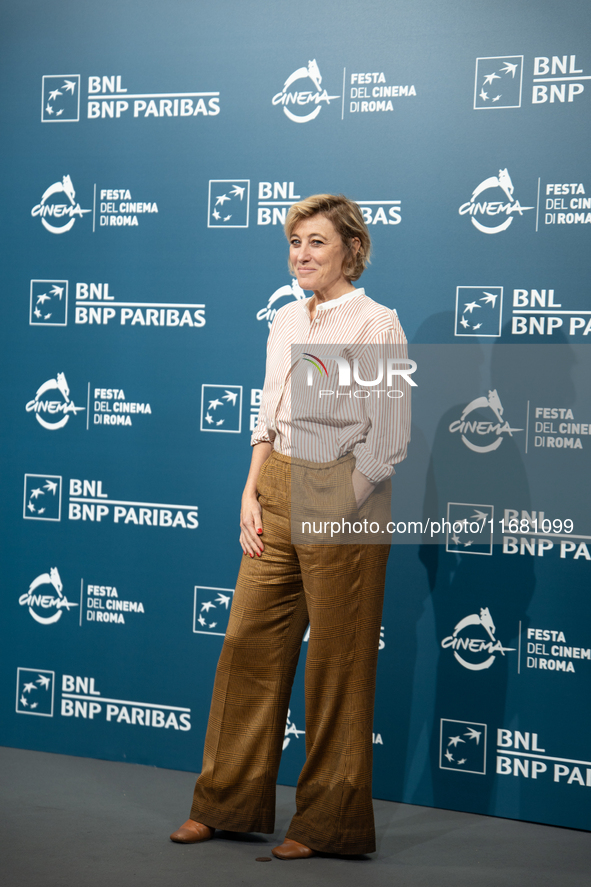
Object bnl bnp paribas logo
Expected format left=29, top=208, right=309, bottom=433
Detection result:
left=200, top=385, right=243, bottom=433
left=30, top=281, right=68, bottom=326
left=446, top=503, right=494, bottom=556
left=272, top=60, right=339, bottom=122
left=440, top=719, right=487, bottom=775
left=16, top=669, right=55, bottom=716
left=42, top=74, right=220, bottom=121
left=23, top=474, right=62, bottom=520
left=207, top=181, right=250, bottom=228
left=449, top=389, right=523, bottom=453
left=193, top=587, right=234, bottom=636
left=454, top=287, right=503, bottom=337
left=208, top=181, right=401, bottom=230
left=459, top=169, right=533, bottom=234
left=41, top=76, right=81, bottom=121
left=473, top=57, right=523, bottom=109
left=474, top=54, right=588, bottom=108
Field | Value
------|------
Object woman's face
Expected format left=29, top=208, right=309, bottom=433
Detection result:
left=289, top=214, right=355, bottom=297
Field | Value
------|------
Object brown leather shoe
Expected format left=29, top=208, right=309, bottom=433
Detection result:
left=272, top=838, right=316, bottom=859
left=170, top=820, right=215, bottom=843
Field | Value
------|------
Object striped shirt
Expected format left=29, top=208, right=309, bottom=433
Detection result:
left=251, top=288, right=411, bottom=483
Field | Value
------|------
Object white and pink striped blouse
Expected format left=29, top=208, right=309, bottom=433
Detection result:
left=251, top=287, right=411, bottom=483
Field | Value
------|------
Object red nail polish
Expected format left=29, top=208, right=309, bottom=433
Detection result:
left=257, top=529, right=263, bottom=535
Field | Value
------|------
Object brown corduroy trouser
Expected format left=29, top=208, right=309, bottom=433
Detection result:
left=190, top=451, right=391, bottom=855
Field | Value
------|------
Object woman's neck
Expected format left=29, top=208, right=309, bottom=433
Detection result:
left=308, top=281, right=355, bottom=320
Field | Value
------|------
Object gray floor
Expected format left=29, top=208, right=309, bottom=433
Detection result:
left=1, top=746, right=590, bottom=887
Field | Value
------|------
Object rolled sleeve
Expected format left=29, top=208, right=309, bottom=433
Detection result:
left=249, top=309, right=284, bottom=448
left=250, top=408, right=274, bottom=447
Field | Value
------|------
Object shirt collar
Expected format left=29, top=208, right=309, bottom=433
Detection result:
left=304, top=287, right=365, bottom=315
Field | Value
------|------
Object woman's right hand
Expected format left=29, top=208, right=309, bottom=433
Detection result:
left=239, top=491, right=264, bottom=557
left=239, top=441, right=272, bottom=557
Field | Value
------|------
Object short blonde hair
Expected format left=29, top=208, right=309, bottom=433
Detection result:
left=285, top=194, right=371, bottom=282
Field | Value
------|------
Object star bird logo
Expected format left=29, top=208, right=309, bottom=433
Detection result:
left=193, top=587, right=234, bottom=636
left=440, top=719, right=487, bottom=774
left=200, top=385, right=242, bottom=433
left=30, top=280, right=68, bottom=326
left=42, top=75, right=80, bottom=122
left=16, top=668, right=55, bottom=716
left=23, top=474, right=62, bottom=521
left=473, top=57, right=523, bottom=109
left=455, top=286, right=503, bottom=337
left=207, top=180, right=250, bottom=227
left=446, top=502, right=494, bottom=555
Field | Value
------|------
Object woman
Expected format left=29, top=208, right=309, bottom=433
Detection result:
left=170, top=194, right=410, bottom=858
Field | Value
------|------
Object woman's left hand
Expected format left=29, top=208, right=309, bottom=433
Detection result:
left=239, top=441, right=273, bottom=557
left=239, top=492, right=264, bottom=558
left=351, top=468, right=376, bottom=509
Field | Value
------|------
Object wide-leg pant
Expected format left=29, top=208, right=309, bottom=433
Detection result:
left=190, top=451, right=391, bottom=855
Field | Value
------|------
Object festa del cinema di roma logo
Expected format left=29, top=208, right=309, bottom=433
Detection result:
left=19, top=568, right=78, bottom=625
left=25, top=373, right=85, bottom=430
left=449, top=389, right=522, bottom=453
left=441, top=607, right=516, bottom=671
left=459, top=169, right=533, bottom=233
left=257, top=279, right=307, bottom=328
left=272, top=59, right=339, bottom=122
left=31, top=175, right=91, bottom=234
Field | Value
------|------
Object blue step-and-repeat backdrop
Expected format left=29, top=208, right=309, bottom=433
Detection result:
left=1, top=0, right=590, bottom=832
